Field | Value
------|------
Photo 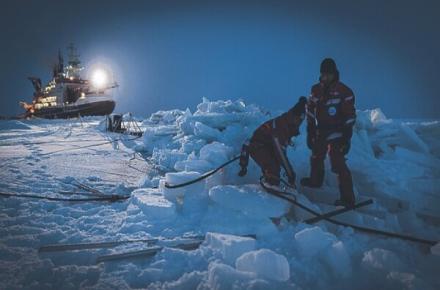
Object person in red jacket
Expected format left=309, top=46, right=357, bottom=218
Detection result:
left=300, top=58, right=356, bottom=207
left=238, top=97, right=307, bottom=190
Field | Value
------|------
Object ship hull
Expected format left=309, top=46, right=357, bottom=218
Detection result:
left=31, top=100, right=115, bottom=119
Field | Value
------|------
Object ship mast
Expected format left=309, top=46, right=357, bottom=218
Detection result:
left=65, top=43, right=83, bottom=80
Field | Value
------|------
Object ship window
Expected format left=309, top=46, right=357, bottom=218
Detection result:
left=42, top=96, right=57, bottom=103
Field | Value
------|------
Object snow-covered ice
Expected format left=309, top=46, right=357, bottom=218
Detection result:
left=204, top=232, right=256, bottom=265
left=236, top=249, right=290, bottom=281
left=294, top=226, right=337, bottom=258
left=209, top=184, right=290, bottom=219
left=1, top=99, right=440, bottom=289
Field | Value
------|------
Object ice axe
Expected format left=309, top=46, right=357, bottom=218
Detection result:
left=272, top=136, right=296, bottom=188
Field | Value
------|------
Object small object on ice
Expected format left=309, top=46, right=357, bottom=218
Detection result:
left=235, top=249, right=290, bottom=282
left=204, top=232, right=256, bottom=265
left=430, top=242, right=440, bottom=256
left=294, top=226, right=337, bottom=258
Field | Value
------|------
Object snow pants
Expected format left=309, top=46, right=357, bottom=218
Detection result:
left=309, top=137, right=355, bottom=204
left=249, top=141, right=281, bottom=185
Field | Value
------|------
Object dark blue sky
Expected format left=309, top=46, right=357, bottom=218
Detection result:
left=1, top=0, right=439, bottom=118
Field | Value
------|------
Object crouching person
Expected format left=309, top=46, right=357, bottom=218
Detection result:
left=238, top=97, right=307, bottom=190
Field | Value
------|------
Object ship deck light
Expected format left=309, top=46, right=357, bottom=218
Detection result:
left=91, top=69, right=107, bottom=89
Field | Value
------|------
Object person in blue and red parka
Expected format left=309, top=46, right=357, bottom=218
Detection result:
left=300, top=58, right=357, bottom=207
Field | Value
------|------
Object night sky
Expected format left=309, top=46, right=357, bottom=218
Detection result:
left=1, top=0, right=439, bottom=118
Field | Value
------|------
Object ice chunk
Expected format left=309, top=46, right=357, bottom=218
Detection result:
left=205, top=262, right=257, bottom=290
left=174, top=159, right=213, bottom=173
left=176, top=110, right=195, bottom=136
left=361, top=248, right=404, bottom=272
left=162, top=171, right=206, bottom=203
left=196, top=98, right=246, bottom=114
left=151, top=149, right=187, bottom=171
left=199, top=142, right=233, bottom=167
left=218, top=123, right=252, bottom=147
left=236, top=249, right=290, bottom=282
left=386, top=271, right=424, bottom=289
left=174, top=142, right=233, bottom=173
left=209, top=185, right=290, bottom=218
left=147, top=109, right=185, bottom=125
left=322, top=241, right=352, bottom=278
left=179, top=135, right=206, bottom=154
left=142, top=127, right=176, bottom=154
left=194, top=121, right=220, bottom=142
left=186, top=98, right=268, bottom=131
left=131, top=189, right=176, bottom=219
left=399, top=123, right=430, bottom=153
left=370, top=108, right=389, bottom=126
left=430, top=242, right=440, bottom=256
left=204, top=232, right=256, bottom=264
left=294, top=226, right=337, bottom=258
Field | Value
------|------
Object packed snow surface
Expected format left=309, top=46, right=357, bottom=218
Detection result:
left=0, top=98, right=439, bottom=289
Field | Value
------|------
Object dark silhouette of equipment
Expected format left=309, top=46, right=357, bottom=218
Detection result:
left=106, top=114, right=143, bottom=137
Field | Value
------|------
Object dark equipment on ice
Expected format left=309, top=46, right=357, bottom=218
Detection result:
left=107, top=114, right=123, bottom=132
left=39, top=234, right=257, bottom=264
left=238, top=96, right=307, bottom=188
left=106, top=113, right=143, bottom=136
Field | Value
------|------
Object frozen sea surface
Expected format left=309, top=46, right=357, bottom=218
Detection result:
left=0, top=99, right=439, bottom=290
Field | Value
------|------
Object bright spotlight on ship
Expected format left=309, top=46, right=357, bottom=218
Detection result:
left=91, top=69, right=107, bottom=89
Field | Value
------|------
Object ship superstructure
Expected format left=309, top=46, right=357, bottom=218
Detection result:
left=20, top=44, right=117, bottom=118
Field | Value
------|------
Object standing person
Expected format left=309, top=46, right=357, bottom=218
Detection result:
left=238, top=97, right=307, bottom=190
left=300, top=58, right=357, bottom=207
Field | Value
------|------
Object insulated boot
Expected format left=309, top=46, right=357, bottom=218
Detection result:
left=261, top=178, right=283, bottom=193
left=336, top=171, right=355, bottom=207
left=261, top=172, right=284, bottom=193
